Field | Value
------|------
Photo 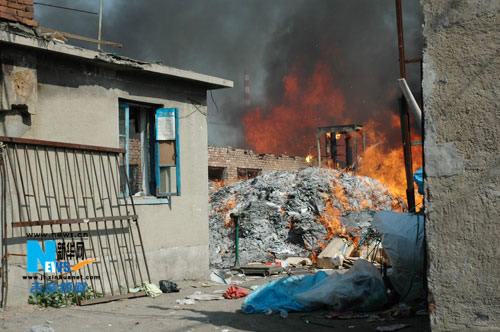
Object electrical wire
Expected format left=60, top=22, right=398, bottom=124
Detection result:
left=209, top=90, right=219, bottom=113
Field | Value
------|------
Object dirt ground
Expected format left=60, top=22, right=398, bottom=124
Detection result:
left=0, top=274, right=430, bottom=332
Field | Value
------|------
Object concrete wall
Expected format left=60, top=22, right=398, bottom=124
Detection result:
left=208, top=145, right=308, bottom=182
left=0, top=42, right=215, bottom=305
left=422, top=1, right=499, bottom=330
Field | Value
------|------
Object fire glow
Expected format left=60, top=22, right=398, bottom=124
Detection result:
left=243, top=55, right=423, bottom=208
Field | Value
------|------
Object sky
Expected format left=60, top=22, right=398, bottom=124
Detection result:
left=34, top=0, right=424, bottom=152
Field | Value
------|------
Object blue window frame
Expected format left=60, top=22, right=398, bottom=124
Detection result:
left=154, top=108, right=181, bottom=197
left=118, top=104, right=181, bottom=199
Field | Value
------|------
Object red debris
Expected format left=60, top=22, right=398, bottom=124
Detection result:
left=223, top=286, right=250, bottom=299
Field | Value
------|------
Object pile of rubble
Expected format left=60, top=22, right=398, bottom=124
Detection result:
left=209, top=167, right=401, bottom=268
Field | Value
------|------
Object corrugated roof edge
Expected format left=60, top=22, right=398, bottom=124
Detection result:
left=0, top=22, right=233, bottom=89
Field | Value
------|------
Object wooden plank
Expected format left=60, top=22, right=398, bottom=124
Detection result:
left=12, top=215, right=138, bottom=227
left=317, top=237, right=348, bottom=269
left=79, top=291, right=147, bottom=306
left=39, top=27, right=123, bottom=48
left=159, top=141, right=176, bottom=165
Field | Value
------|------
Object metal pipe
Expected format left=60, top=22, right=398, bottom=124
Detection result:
left=231, top=214, right=240, bottom=268
left=98, top=0, right=103, bottom=51
left=316, top=134, right=321, bottom=167
left=398, top=78, right=422, bottom=128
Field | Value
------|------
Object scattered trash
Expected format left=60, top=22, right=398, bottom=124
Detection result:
left=242, top=271, right=329, bottom=313
left=45, top=321, right=53, bottom=325
left=348, top=326, right=356, bottom=329
left=285, top=257, right=313, bottom=267
left=295, top=259, right=387, bottom=312
left=250, top=285, right=259, bottom=291
left=373, top=211, right=425, bottom=301
left=376, top=324, right=409, bottom=331
left=238, top=264, right=283, bottom=276
left=129, top=282, right=163, bottom=298
left=317, top=238, right=350, bottom=269
left=223, top=286, right=250, bottom=299
left=280, top=310, right=288, bottom=318
left=211, top=271, right=230, bottom=284
left=29, top=326, right=54, bottom=332
left=159, top=280, right=180, bottom=293
left=176, top=298, right=196, bottom=305
left=210, top=168, right=400, bottom=269
left=186, top=293, right=224, bottom=301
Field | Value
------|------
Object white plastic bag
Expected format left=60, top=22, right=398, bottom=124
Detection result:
left=295, top=259, right=387, bottom=312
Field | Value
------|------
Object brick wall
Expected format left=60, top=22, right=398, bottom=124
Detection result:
left=208, top=146, right=309, bottom=182
left=0, top=0, right=37, bottom=27
left=129, top=137, right=142, bottom=194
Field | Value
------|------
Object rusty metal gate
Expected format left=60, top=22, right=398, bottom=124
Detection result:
left=0, top=136, right=151, bottom=307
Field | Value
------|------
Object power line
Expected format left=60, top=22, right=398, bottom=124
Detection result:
left=34, top=2, right=98, bottom=15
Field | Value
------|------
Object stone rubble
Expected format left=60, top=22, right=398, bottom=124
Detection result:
left=209, top=167, right=401, bottom=268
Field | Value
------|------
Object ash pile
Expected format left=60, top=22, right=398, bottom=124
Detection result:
left=209, top=167, right=401, bottom=268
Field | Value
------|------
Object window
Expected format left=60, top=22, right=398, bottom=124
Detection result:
left=237, top=168, right=261, bottom=181
left=208, top=167, right=226, bottom=181
left=119, top=103, right=180, bottom=199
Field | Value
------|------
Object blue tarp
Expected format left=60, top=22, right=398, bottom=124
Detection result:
left=413, top=168, right=424, bottom=195
left=241, top=271, right=329, bottom=313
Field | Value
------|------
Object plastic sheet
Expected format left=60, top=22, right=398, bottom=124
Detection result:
left=295, top=259, right=387, bottom=312
left=372, top=211, right=425, bottom=301
left=241, top=271, right=329, bottom=313
left=413, top=168, right=424, bottom=195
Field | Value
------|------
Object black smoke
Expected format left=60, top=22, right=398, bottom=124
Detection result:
left=35, top=0, right=423, bottom=150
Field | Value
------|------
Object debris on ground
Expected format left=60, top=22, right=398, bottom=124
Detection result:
left=129, top=283, right=162, bottom=298
left=295, top=259, right=387, bottom=312
left=209, top=167, right=401, bottom=268
left=159, top=280, right=180, bottom=293
left=223, top=286, right=250, bottom=299
left=376, top=323, right=409, bottom=331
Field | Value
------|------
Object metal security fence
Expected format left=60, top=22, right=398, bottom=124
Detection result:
left=0, top=136, right=150, bottom=307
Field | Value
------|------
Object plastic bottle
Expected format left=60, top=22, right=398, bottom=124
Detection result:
left=265, top=308, right=272, bottom=315
left=280, top=310, right=288, bottom=318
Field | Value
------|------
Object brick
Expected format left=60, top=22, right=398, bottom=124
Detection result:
left=24, top=5, right=33, bottom=12
left=0, top=5, right=16, bottom=15
left=0, top=9, right=17, bottom=21
left=16, top=10, right=33, bottom=18
left=16, top=0, right=34, bottom=5
left=7, top=1, right=23, bottom=9
left=0, top=1, right=8, bottom=7
left=17, top=16, right=37, bottom=26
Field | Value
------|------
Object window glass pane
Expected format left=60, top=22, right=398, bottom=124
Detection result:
left=160, top=166, right=176, bottom=194
left=119, top=106, right=126, bottom=136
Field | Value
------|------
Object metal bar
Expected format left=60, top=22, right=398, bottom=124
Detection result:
left=98, top=152, right=130, bottom=291
left=345, top=135, right=352, bottom=168
left=120, top=158, right=151, bottom=283
left=316, top=133, right=321, bottom=167
left=12, top=145, right=32, bottom=224
left=54, top=149, right=84, bottom=287
left=0, top=144, right=8, bottom=308
left=405, top=57, right=422, bottom=64
left=34, top=2, right=98, bottom=15
left=107, top=154, right=137, bottom=287
left=399, top=98, right=416, bottom=211
left=33, top=146, right=68, bottom=304
left=0, top=137, right=125, bottom=154
left=63, top=149, right=97, bottom=297
left=82, top=151, right=114, bottom=296
left=74, top=151, right=106, bottom=296
left=79, top=291, right=146, bottom=306
left=12, top=215, right=138, bottom=227
left=395, top=0, right=407, bottom=79
left=115, top=154, right=144, bottom=284
left=4, top=146, right=23, bottom=223
left=98, top=0, right=103, bottom=51
left=89, top=152, right=123, bottom=294
left=395, top=0, right=416, bottom=212
left=23, top=146, right=42, bottom=222
left=353, top=135, right=358, bottom=170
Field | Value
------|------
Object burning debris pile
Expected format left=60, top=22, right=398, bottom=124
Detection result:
left=209, top=167, right=402, bottom=268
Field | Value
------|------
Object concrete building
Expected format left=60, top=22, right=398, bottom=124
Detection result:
left=0, top=5, right=232, bottom=306
left=208, top=145, right=309, bottom=182
left=422, top=0, right=499, bottom=330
